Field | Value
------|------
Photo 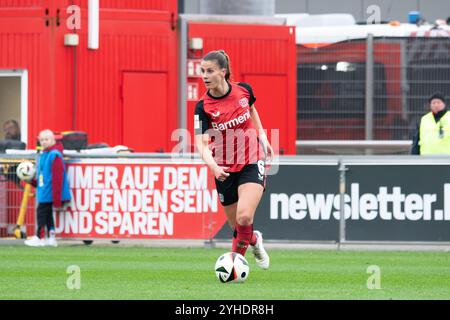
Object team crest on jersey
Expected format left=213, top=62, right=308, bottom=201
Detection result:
left=211, top=111, right=220, bottom=118
left=239, top=97, right=249, bottom=108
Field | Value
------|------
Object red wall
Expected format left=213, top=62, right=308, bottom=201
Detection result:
left=0, top=0, right=178, bottom=152
left=187, top=22, right=297, bottom=155
left=71, top=2, right=178, bottom=152
left=1, top=2, right=297, bottom=154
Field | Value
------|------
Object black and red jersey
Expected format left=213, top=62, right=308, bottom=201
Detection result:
left=194, top=81, right=264, bottom=172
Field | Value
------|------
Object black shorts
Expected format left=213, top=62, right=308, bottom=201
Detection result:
left=215, top=160, right=267, bottom=206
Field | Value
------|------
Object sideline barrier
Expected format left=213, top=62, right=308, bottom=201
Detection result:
left=1, top=153, right=450, bottom=244
left=233, top=155, right=450, bottom=243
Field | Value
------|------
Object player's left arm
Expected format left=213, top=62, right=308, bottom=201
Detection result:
left=250, top=105, right=274, bottom=161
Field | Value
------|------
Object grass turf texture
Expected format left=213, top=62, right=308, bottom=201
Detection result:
left=0, top=246, right=448, bottom=300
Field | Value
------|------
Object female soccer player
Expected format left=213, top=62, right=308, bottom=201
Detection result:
left=194, top=50, right=273, bottom=269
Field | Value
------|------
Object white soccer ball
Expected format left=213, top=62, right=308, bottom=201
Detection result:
left=16, top=161, right=36, bottom=182
left=215, top=252, right=249, bottom=283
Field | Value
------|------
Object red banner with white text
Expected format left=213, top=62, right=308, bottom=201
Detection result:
left=55, top=161, right=228, bottom=239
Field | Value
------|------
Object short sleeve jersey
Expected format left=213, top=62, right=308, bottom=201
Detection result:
left=194, top=82, right=264, bottom=172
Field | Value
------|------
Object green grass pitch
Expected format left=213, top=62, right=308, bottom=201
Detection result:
left=0, top=246, right=448, bottom=300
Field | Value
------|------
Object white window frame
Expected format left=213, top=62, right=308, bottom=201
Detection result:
left=0, top=69, right=28, bottom=146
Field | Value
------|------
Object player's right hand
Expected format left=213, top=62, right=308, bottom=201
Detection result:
left=213, top=166, right=230, bottom=182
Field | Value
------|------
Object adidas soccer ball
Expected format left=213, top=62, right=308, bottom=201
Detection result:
left=215, top=252, right=249, bottom=283
left=16, top=161, right=36, bottom=182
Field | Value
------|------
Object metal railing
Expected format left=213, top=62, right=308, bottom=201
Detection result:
left=297, top=37, right=450, bottom=144
left=296, top=139, right=412, bottom=154
left=0, top=155, right=36, bottom=238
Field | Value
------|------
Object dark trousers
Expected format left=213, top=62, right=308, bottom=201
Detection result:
left=36, top=203, right=54, bottom=238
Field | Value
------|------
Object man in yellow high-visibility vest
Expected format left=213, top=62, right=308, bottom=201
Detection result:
left=411, top=92, right=449, bottom=155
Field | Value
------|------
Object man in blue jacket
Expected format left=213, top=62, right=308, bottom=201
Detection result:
left=25, top=130, right=71, bottom=247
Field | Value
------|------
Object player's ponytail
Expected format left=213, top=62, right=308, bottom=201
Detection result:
left=203, top=50, right=232, bottom=81
left=217, top=50, right=231, bottom=81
